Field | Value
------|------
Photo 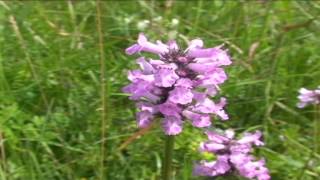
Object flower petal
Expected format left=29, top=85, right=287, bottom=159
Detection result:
left=162, top=116, right=183, bottom=135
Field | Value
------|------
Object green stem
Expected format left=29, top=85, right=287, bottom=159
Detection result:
left=315, top=105, right=320, bottom=153
left=163, top=135, right=175, bottom=180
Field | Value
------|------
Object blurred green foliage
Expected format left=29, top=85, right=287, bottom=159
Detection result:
left=0, top=0, right=320, bottom=179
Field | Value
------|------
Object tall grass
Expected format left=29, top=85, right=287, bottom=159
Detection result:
left=0, top=1, right=319, bottom=179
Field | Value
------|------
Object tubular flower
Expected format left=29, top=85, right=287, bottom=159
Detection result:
left=297, top=86, right=320, bottom=108
left=194, top=130, right=270, bottom=180
left=123, top=33, right=232, bottom=135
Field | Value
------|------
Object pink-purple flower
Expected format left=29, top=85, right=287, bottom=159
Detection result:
left=123, top=33, right=231, bottom=135
left=297, top=86, right=320, bottom=108
left=194, top=130, right=270, bottom=180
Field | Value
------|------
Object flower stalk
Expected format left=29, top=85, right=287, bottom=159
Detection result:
left=315, top=104, right=320, bottom=153
left=163, top=135, right=175, bottom=180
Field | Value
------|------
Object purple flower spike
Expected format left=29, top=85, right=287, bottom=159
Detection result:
left=125, top=33, right=169, bottom=55
left=123, top=34, right=232, bottom=135
left=158, top=101, right=182, bottom=118
left=162, top=116, right=183, bottom=135
left=182, top=110, right=211, bottom=128
left=193, top=155, right=231, bottom=176
left=136, top=111, right=153, bottom=128
left=297, top=86, right=320, bottom=108
left=194, top=130, right=270, bottom=180
left=169, top=86, right=193, bottom=104
left=154, top=68, right=179, bottom=87
left=237, top=131, right=264, bottom=146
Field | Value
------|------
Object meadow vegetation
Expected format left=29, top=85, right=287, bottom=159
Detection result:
left=0, top=1, right=320, bottom=179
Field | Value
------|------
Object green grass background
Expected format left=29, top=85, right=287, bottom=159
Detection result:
left=0, top=0, right=320, bottom=179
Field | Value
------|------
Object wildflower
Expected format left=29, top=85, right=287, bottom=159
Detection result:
left=194, top=130, right=270, bottom=180
left=123, top=33, right=231, bottom=135
left=297, top=86, right=320, bottom=108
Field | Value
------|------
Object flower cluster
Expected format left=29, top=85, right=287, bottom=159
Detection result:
left=297, top=86, right=320, bottom=108
left=123, top=33, right=231, bottom=135
left=123, top=33, right=270, bottom=179
left=194, top=130, right=270, bottom=180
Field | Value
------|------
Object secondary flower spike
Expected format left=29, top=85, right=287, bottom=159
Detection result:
left=194, top=130, right=270, bottom=180
left=297, top=86, right=320, bottom=108
left=123, top=33, right=232, bottom=135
